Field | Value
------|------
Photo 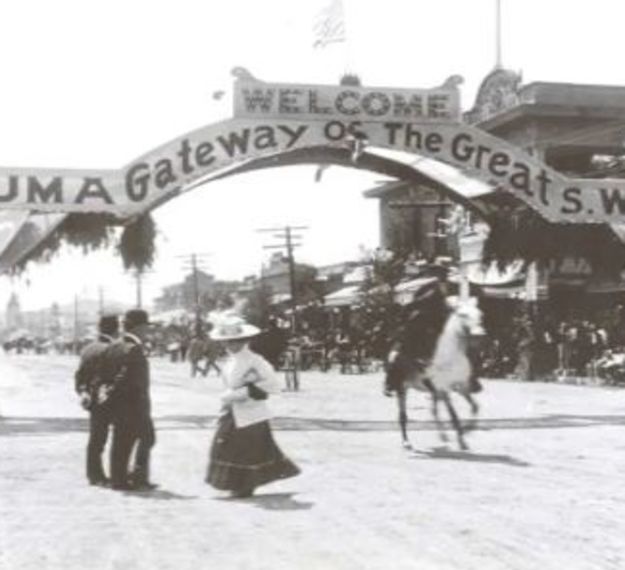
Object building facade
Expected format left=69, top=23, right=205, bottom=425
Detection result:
left=364, top=68, right=625, bottom=296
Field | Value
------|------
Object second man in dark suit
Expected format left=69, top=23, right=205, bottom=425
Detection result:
left=106, top=309, right=157, bottom=491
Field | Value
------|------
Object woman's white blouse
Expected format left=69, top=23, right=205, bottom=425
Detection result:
left=219, top=346, right=281, bottom=427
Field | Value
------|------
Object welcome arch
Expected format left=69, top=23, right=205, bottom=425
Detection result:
left=2, top=76, right=625, bottom=270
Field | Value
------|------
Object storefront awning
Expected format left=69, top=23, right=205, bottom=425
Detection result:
left=324, top=285, right=362, bottom=307
left=324, top=277, right=439, bottom=308
left=393, top=277, right=438, bottom=305
left=480, top=284, right=528, bottom=300
left=467, top=260, right=525, bottom=286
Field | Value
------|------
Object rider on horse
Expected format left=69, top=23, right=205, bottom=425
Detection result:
left=384, top=268, right=450, bottom=396
left=383, top=264, right=486, bottom=450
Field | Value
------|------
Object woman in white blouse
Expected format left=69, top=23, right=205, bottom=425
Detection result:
left=205, top=318, right=299, bottom=498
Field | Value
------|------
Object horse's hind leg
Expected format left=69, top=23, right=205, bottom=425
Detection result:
left=397, top=388, right=412, bottom=450
left=462, top=391, right=479, bottom=431
left=440, top=392, right=468, bottom=451
left=463, top=392, right=479, bottom=415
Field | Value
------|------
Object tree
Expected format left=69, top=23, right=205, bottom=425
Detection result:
left=356, top=248, right=407, bottom=358
left=243, top=280, right=274, bottom=328
left=294, top=264, right=324, bottom=305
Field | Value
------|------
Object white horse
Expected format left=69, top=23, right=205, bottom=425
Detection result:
left=388, top=296, right=485, bottom=451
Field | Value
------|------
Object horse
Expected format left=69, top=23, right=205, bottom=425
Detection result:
left=386, top=295, right=484, bottom=451
left=188, top=336, right=223, bottom=377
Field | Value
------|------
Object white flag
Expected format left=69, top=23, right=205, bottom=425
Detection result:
left=313, top=0, right=346, bottom=48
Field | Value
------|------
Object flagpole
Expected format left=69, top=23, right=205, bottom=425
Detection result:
left=342, top=0, right=353, bottom=74
left=495, top=0, right=502, bottom=69
left=312, top=0, right=350, bottom=73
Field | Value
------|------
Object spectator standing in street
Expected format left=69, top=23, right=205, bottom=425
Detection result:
left=106, top=309, right=157, bottom=491
left=206, top=317, right=299, bottom=498
left=74, top=314, right=120, bottom=486
left=188, top=333, right=208, bottom=377
left=203, top=335, right=223, bottom=376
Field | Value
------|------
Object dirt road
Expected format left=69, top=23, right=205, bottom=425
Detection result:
left=1, top=355, right=624, bottom=570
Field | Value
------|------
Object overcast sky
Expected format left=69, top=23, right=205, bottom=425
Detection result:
left=1, top=0, right=625, bottom=312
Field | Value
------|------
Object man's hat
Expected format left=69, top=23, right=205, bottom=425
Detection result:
left=210, top=318, right=260, bottom=341
left=124, top=309, right=150, bottom=330
left=98, top=313, right=119, bottom=334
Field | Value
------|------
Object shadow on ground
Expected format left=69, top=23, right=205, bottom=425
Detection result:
left=411, top=446, right=531, bottom=467
left=119, top=488, right=198, bottom=501
left=215, top=492, right=314, bottom=511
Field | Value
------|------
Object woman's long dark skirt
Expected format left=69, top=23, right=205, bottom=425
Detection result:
left=206, top=411, right=300, bottom=492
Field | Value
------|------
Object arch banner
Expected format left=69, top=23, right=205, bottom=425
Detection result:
left=0, top=79, right=624, bottom=224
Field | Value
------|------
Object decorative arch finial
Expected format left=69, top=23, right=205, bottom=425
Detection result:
left=231, top=66, right=263, bottom=82
left=439, top=75, right=464, bottom=90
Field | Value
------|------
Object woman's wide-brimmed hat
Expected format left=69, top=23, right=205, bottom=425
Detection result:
left=209, top=318, right=261, bottom=341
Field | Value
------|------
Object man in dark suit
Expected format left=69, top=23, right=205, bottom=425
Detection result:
left=74, top=313, right=119, bottom=486
left=106, top=309, right=157, bottom=491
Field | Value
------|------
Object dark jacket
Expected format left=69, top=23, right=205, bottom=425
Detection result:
left=101, top=333, right=151, bottom=421
left=74, top=334, right=115, bottom=408
left=399, top=292, right=449, bottom=360
left=385, top=289, right=449, bottom=392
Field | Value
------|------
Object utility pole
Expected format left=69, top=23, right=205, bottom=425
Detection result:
left=257, top=225, right=308, bottom=392
left=257, top=225, right=308, bottom=335
left=134, top=270, right=144, bottom=309
left=178, top=253, right=211, bottom=334
left=129, top=269, right=153, bottom=310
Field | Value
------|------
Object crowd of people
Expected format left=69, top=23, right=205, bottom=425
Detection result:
left=478, top=305, right=625, bottom=383
left=238, top=303, right=625, bottom=387
left=6, top=279, right=625, bottom=389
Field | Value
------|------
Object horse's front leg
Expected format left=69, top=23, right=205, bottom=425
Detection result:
left=440, top=392, right=468, bottom=451
left=427, top=383, right=448, bottom=443
left=397, top=388, right=412, bottom=450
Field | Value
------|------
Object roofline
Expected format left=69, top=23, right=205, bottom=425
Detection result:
left=468, top=102, right=625, bottom=131
left=521, top=80, right=625, bottom=91
left=362, top=180, right=410, bottom=198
